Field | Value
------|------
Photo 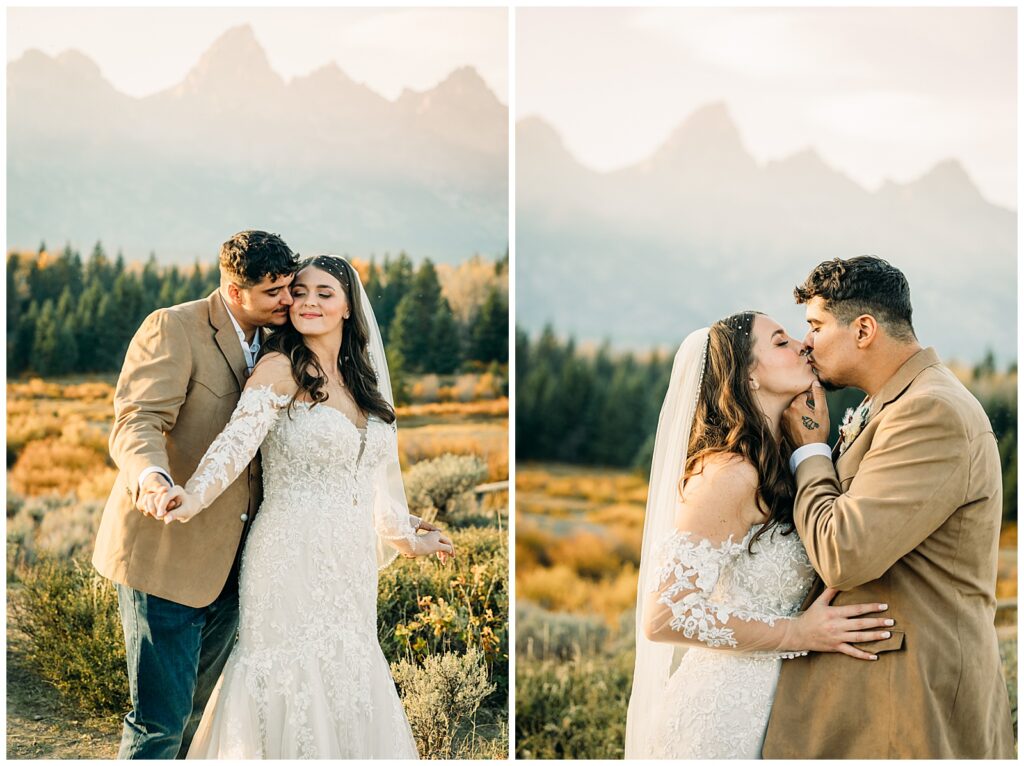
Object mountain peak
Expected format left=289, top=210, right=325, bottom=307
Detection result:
left=205, top=24, right=263, bottom=59
left=661, top=102, right=744, bottom=152
left=649, top=101, right=753, bottom=173
left=55, top=49, right=103, bottom=78
left=176, top=24, right=282, bottom=98
left=900, top=158, right=984, bottom=204
left=10, top=47, right=104, bottom=82
left=916, top=158, right=974, bottom=187
left=438, top=65, right=488, bottom=91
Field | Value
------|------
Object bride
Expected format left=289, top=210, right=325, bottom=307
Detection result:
left=154, top=255, right=454, bottom=759
left=625, top=311, right=893, bottom=759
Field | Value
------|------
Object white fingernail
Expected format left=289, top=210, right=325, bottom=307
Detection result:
left=885, top=619, right=894, bottom=626
left=879, top=604, right=888, bottom=610
left=882, top=631, right=891, bottom=638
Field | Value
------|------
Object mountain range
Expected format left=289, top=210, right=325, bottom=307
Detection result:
left=516, top=103, right=1016, bottom=362
left=7, top=25, right=508, bottom=263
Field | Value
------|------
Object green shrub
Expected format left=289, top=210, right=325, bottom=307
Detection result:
left=515, top=649, right=634, bottom=760
left=404, top=453, right=487, bottom=522
left=11, top=555, right=129, bottom=716
left=378, top=526, right=508, bottom=694
left=6, top=494, right=102, bottom=577
left=516, top=601, right=610, bottom=660
left=392, top=648, right=495, bottom=759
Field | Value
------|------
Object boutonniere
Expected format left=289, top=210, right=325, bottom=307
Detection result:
left=838, top=401, right=871, bottom=455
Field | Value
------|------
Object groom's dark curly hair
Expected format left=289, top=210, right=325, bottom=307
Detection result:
left=794, top=256, right=916, bottom=341
left=685, top=311, right=795, bottom=553
left=219, top=230, right=298, bottom=288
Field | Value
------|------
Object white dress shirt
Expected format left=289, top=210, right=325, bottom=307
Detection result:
left=788, top=443, right=833, bottom=473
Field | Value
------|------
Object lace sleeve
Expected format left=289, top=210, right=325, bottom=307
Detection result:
left=184, top=386, right=290, bottom=510
left=644, top=531, right=807, bottom=659
left=372, top=451, right=427, bottom=558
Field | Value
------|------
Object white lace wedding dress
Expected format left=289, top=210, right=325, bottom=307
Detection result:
left=183, top=387, right=420, bottom=759
left=645, top=524, right=816, bottom=759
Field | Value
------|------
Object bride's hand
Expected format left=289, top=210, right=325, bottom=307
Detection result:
left=419, top=530, right=455, bottom=564
left=794, top=587, right=894, bottom=660
left=155, top=485, right=203, bottom=524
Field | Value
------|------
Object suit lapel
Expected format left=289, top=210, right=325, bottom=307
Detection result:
left=835, top=348, right=941, bottom=472
left=866, top=347, right=941, bottom=422
left=207, top=291, right=247, bottom=391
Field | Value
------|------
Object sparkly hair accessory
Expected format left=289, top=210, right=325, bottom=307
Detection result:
left=726, top=312, right=753, bottom=336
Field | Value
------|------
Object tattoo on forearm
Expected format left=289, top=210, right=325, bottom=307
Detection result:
left=802, top=416, right=819, bottom=431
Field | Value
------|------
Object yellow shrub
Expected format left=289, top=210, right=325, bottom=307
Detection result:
left=77, top=467, right=118, bottom=501
left=550, top=531, right=621, bottom=580
left=587, top=503, right=645, bottom=529
left=397, top=399, right=508, bottom=420
left=411, top=375, right=441, bottom=403
left=517, top=565, right=591, bottom=613
left=9, top=440, right=109, bottom=496
left=400, top=424, right=508, bottom=482
left=60, top=418, right=110, bottom=454
left=62, top=381, right=115, bottom=401
left=516, top=465, right=648, bottom=504
left=516, top=565, right=638, bottom=624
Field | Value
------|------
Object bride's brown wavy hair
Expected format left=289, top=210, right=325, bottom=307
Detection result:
left=684, top=310, right=795, bottom=551
left=262, top=255, right=395, bottom=424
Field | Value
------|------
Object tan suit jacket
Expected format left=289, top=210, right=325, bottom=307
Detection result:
left=763, top=348, right=1014, bottom=759
left=93, top=291, right=263, bottom=608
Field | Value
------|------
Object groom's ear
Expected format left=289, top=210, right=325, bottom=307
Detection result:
left=852, top=314, right=878, bottom=348
left=225, top=281, right=242, bottom=305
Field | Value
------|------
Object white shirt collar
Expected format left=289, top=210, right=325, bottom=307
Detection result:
left=220, top=293, right=261, bottom=367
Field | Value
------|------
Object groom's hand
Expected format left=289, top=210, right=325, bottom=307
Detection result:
left=783, top=380, right=829, bottom=448
left=137, top=473, right=172, bottom=516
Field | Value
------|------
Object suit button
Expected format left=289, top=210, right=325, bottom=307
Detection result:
left=240, top=513, right=249, bottom=522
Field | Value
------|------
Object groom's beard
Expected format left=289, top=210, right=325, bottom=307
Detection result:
left=817, top=376, right=842, bottom=392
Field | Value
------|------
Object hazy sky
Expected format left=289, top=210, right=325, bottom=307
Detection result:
left=518, top=7, right=1016, bottom=209
left=7, top=7, right=508, bottom=103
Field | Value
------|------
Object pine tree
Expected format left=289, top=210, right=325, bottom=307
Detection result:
left=32, top=299, right=76, bottom=376
left=74, top=279, right=106, bottom=371
left=378, top=252, right=415, bottom=342
left=385, top=345, right=411, bottom=406
left=186, top=260, right=207, bottom=299
left=55, top=288, right=80, bottom=373
left=389, top=293, right=423, bottom=372
left=390, top=259, right=445, bottom=371
left=13, top=299, right=40, bottom=374
left=141, top=253, right=162, bottom=304
left=158, top=266, right=182, bottom=307
left=7, top=254, right=23, bottom=367
left=431, top=298, right=462, bottom=374
left=86, top=242, right=111, bottom=285
left=470, top=287, right=508, bottom=363
left=364, top=258, right=384, bottom=308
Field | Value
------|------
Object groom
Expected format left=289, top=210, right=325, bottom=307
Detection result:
left=762, top=256, right=1014, bottom=758
left=93, top=230, right=299, bottom=758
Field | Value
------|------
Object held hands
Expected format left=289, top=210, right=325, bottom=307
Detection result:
left=136, top=472, right=174, bottom=517
left=153, top=485, right=203, bottom=524
left=782, top=380, right=830, bottom=449
left=794, top=587, right=894, bottom=661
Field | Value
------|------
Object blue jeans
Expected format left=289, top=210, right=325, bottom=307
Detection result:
left=115, top=571, right=239, bottom=759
